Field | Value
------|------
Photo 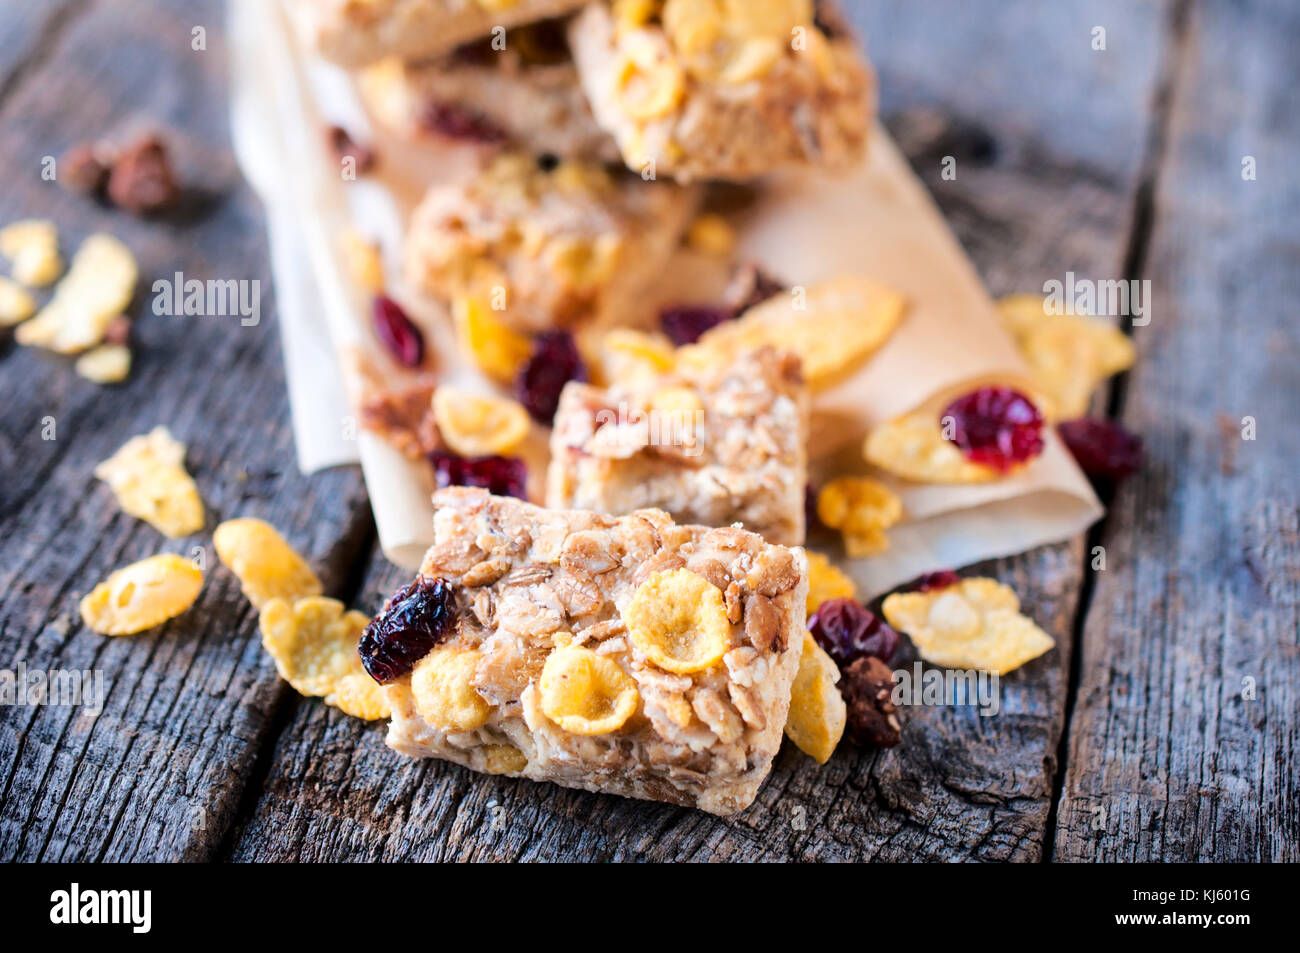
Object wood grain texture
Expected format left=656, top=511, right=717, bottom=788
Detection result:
left=0, top=0, right=373, bottom=861
left=225, top=1, right=1168, bottom=861
left=1052, top=0, right=1300, bottom=861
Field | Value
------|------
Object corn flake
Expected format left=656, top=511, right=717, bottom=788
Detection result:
left=864, top=410, right=1007, bottom=484
left=259, top=596, right=389, bottom=720
left=410, top=646, right=492, bottom=731
left=615, top=29, right=686, bottom=121
left=453, top=295, right=533, bottom=382
left=433, top=386, right=530, bottom=457
left=214, top=518, right=322, bottom=609
left=14, top=233, right=137, bottom=353
left=686, top=213, right=736, bottom=255
left=539, top=644, right=639, bottom=735
left=998, top=294, right=1136, bottom=420
left=783, top=632, right=846, bottom=764
left=683, top=275, right=905, bottom=389
left=817, top=476, right=902, bottom=557
left=624, top=567, right=731, bottom=673
left=805, top=550, right=856, bottom=614
left=0, top=276, right=36, bottom=325
left=0, top=219, right=62, bottom=287
left=94, top=426, right=204, bottom=537
left=482, top=743, right=528, bottom=774
left=75, top=344, right=132, bottom=384
left=342, top=230, right=385, bottom=293
left=882, top=577, right=1054, bottom=675
left=80, top=553, right=203, bottom=636
left=591, top=328, right=676, bottom=384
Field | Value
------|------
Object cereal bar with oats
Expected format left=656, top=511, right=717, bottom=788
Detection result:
left=289, top=0, right=591, bottom=69
left=358, top=19, right=619, bottom=162
left=545, top=347, right=809, bottom=545
left=404, top=151, right=698, bottom=334
left=366, top=486, right=809, bottom=815
left=567, top=0, right=873, bottom=182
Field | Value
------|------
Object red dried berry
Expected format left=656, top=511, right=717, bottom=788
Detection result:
left=106, top=134, right=179, bottom=214
left=372, top=295, right=424, bottom=367
left=514, top=331, right=587, bottom=424
left=808, top=597, right=901, bottom=669
left=360, top=577, right=457, bottom=683
left=419, top=102, right=507, bottom=143
left=429, top=451, right=528, bottom=499
left=941, top=386, right=1045, bottom=471
left=1058, top=418, right=1143, bottom=484
left=659, top=305, right=734, bottom=346
left=902, top=570, right=962, bottom=593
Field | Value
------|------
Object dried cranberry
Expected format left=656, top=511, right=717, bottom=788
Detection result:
left=419, top=102, right=507, bottom=143
left=514, top=331, right=586, bottom=424
left=360, top=577, right=457, bottom=683
left=659, top=305, right=735, bottom=346
left=372, top=295, right=424, bottom=367
left=1058, top=418, right=1143, bottom=485
left=808, top=598, right=901, bottom=668
left=902, top=570, right=962, bottom=593
left=106, top=134, right=179, bottom=214
left=430, top=450, right=527, bottom=499
left=327, top=125, right=376, bottom=173
left=941, top=386, right=1045, bottom=471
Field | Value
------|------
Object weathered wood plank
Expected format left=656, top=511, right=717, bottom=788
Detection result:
left=1053, top=0, right=1300, bottom=862
left=0, top=0, right=373, bottom=861
left=227, top=0, right=1168, bottom=861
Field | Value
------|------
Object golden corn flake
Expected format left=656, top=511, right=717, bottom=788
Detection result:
left=614, top=30, right=685, bottom=121
left=259, top=596, right=389, bottom=720
left=410, top=646, right=492, bottom=732
left=13, top=233, right=137, bottom=353
left=817, top=476, right=903, bottom=558
left=482, top=743, right=528, bottom=774
left=882, top=577, right=1054, bottom=676
left=997, top=294, right=1136, bottom=420
left=80, top=553, right=203, bottom=636
left=864, top=410, right=1008, bottom=484
left=341, top=230, right=385, bottom=293
left=783, top=632, right=846, bottom=764
left=591, top=328, right=676, bottom=384
left=0, top=219, right=62, bottom=287
left=539, top=644, right=639, bottom=735
left=75, top=344, right=132, bottom=384
left=805, top=550, right=856, bottom=614
left=93, top=426, right=204, bottom=537
left=453, top=295, right=533, bottom=383
left=0, top=276, right=36, bottom=325
left=686, top=213, right=736, bottom=255
left=624, top=567, right=731, bottom=674
left=214, top=517, right=322, bottom=609
left=433, top=386, right=530, bottom=457
left=684, top=275, right=905, bottom=389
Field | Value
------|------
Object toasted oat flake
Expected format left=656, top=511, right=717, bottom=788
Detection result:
left=0, top=276, right=36, bottom=325
left=882, top=577, right=1054, bottom=675
left=13, top=233, right=137, bottom=353
left=214, top=518, right=322, bottom=609
left=864, top=410, right=1010, bottom=484
left=0, top=219, right=62, bottom=287
left=94, top=426, right=204, bottom=537
left=539, top=643, right=639, bottom=734
left=783, top=632, right=846, bottom=764
left=624, top=567, right=731, bottom=673
left=75, top=344, right=132, bottom=384
left=817, top=476, right=902, bottom=558
left=80, top=553, right=203, bottom=636
left=433, top=386, right=531, bottom=457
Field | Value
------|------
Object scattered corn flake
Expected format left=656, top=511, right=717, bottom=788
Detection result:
left=75, top=343, right=132, bottom=384
left=882, top=576, right=1054, bottom=676
left=93, top=426, right=204, bottom=537
left=539, top=644, right=639, bottom=735
left=0, top=276, right=36, bottom=325
left=816, top=476, right=903, bottom=557
left=432, top=385, right=530, bottom=457
left=258, top=596, right=389, bottom=720
left=805, top=550, right=856, bottom=614
left=0, top=219, right=62, bottom=287
left=453, top=295, right=533, bottom=382
left=482, top=743, right=528, bottom=774
left=13, top=233, right=137, bottom=353
left=783, top=632, right=847, bottom=764
left=591, top=328, right=676, bottom=384
left=997, top=294, right=1136, bottom=420
left=214, top=517, right=322, bottom=609
left=683, top=275, right=905, bottom=389
left=864, top=410, right=1008, bottom=484
left=614, top=30, right=685, bottom=121
left=80, top=553, right=203, bottom=636
left=624, top=567, right=731, bottom=674
left=687, top=213, right=736, bottom=255
left=409, top=646, right=491, bottom=731
left=341, top=230, right=386, bottom=293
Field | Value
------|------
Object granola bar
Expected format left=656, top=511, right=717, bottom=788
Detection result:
left=374, top=486, right=809, bottom=815
left=404, top=151, right=698, bottom=333
left=290, top=0, right=591, bottom=68
left=546, top=347, right=808, bottom=545
left=568, top=0, right=874, bottom=182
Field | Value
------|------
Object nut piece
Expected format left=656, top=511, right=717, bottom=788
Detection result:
left=106, top=134, right=180, bottom=214
left=539, top=643, right=639, bottom=734
left=840, top=655, right=901, bottom=748
left=624, top=567, right=731, bottom=673
left=784, top=632, right=847, bottom=763
left=59, top=141, right=112, bottom=195
left=79, top=553, right=203, bottom=636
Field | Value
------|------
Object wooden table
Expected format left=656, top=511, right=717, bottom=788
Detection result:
left=1, top=0, right=1295, bottom=862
